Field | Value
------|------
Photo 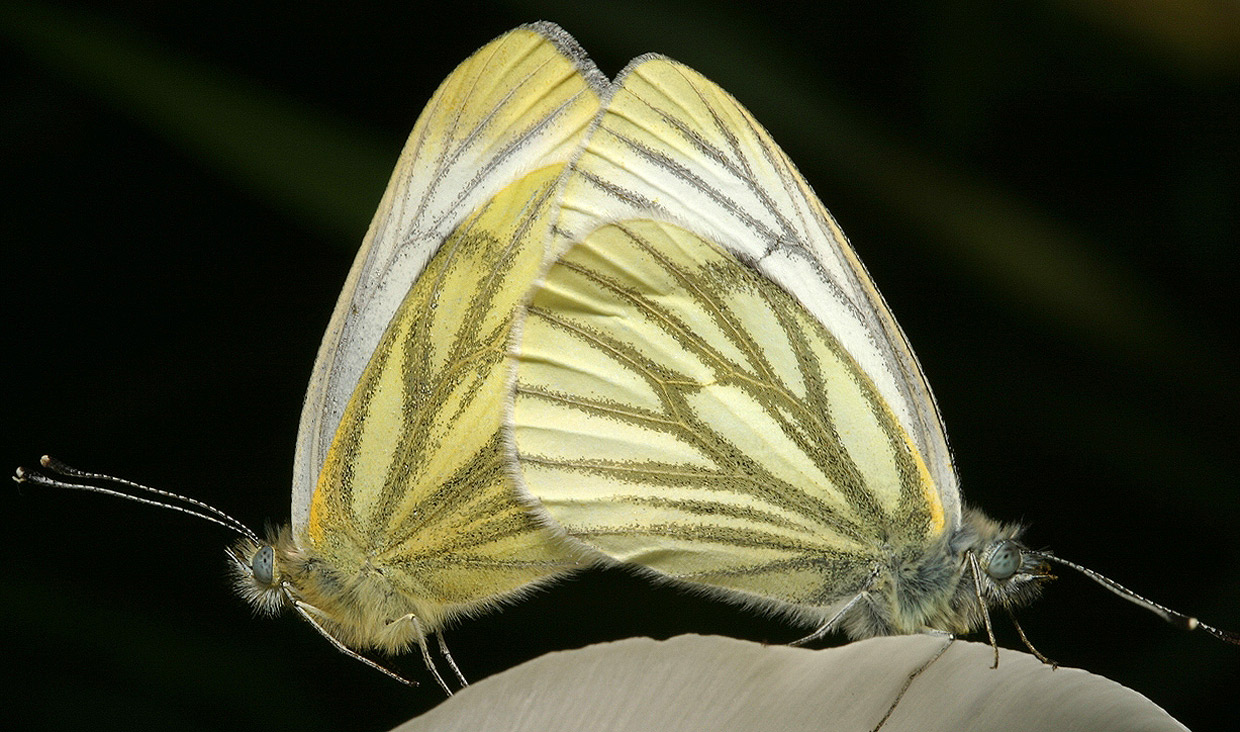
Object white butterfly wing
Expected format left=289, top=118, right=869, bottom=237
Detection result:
left=546, top=56, right=959, bottom=527
left=512, top=56, right=960, bottom=616
left=292, top=23, right=608, bottom=533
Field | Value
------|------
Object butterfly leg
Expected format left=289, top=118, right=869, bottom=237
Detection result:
left=966, top=552, right=1001, bottom=668
left=789, top=590, right=870, bottom=647
left=791, top=567, right=880, bottom=646
left=870, top=633, right=954, bottom=732
left=1005, top=607, right=1057, bottom=667
left=437, top=632, right=469, bottom=687
left=288, top=592, right=416, bottom=686
left=396, top=613, right=454, bottom=695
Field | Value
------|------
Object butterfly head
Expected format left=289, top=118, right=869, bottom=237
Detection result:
left=976, top=537, right=1053, bottom=605
left=228, top=525, right=299, bottom=615
left=956, top=509, right=1055, bottom=618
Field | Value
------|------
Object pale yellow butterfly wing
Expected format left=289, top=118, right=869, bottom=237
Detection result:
left=277, top=24, right=604, bottom=651
left=305, top=164, right=582, bottom=640
left=550, top=57, right=956, bottom=521
left=512, top=56, right=954, bottom=621
left=293, top=23, right=606, bottom=532
left=517, top=219, right=943, bottom=616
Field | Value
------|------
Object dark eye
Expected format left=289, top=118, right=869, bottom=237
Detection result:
left=252, top=545, right=275, bottom=586
left=986, top=541, right=1021, bottom=580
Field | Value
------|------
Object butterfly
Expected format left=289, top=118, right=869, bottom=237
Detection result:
left=508, top=43, right=1239, bottom=660
left=16, top=22, right=606, bottom=693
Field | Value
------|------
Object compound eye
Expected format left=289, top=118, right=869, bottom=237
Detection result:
left=986, top=541, right=1021, bottom=580
left=251, top=545, right=275, bottom=586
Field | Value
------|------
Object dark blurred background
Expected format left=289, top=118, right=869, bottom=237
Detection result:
left=3, top=1, right=1237, bottom=730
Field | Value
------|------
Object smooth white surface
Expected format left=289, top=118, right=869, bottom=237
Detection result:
left=396, top=634, right=1186, bottom=732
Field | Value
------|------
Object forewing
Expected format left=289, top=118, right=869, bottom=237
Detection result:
left=309, top=163, right=588, bottom=617
left=515, top=220, right=944, bottom=611
left=293, top=23, right=606, bottom=532
left=548, top=56, right=959, bottom=527
left=512, top=56, right=957, bottom=615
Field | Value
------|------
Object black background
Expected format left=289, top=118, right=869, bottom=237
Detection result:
left=4, top=2, right=1238, bottom=731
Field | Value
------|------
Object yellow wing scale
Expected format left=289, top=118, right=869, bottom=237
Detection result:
left=277, top=23, right=955, bottom=667
left=284, top=28, right=955, bottom=654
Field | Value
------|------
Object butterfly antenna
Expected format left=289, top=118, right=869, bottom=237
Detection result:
left=14, top=455, right=259, bottom=543
left=1027, top=551, right=1240, bottom=645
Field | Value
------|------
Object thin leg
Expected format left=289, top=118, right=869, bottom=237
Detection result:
left=438, top=632, right=469, bottom=688
left=407, top=614, right=452, bottom=696
left=289, top=593, right=416, bottom=686
left=871, top=633, right=954, bottom=732
left=1006, top=607, right=1057, bottom=667
left=791, top=593, right=864, bottom=646
left=967, top=552, right=1000, bottom=668
left=791, top=567, right=879, bottom=646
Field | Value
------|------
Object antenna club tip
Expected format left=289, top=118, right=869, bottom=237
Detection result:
left=39, top=455, right=53, bottom=467
left=1186, top=617, right=1200, bottom=631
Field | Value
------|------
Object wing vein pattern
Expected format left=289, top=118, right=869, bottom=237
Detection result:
left=293, top=24, right=608, bottom=533
left=514, top=56, right=958, bottom=619
left=552, top=58, right=958, bottom=525
left=281, top=25, right=605, bottom=646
